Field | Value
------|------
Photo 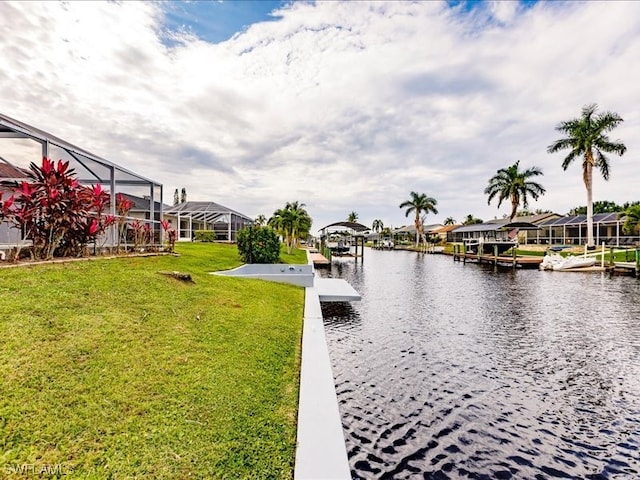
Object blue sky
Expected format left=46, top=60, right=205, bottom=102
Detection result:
left=163, top=1, right=286, bottom=44
left=1, top=1, right=638, bottom=232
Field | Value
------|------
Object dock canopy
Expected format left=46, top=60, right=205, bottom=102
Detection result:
left=319, top=221, right=370, bottom=234
left=450, top=220, right=539, bottom=243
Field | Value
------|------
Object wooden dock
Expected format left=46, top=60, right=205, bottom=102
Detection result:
left=309, top=252, right=330, bottom=268
left=612, top=261, right=639, bottom=277
left=453, top=251, right=543, bottom=269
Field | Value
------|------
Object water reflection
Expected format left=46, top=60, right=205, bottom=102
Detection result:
left=320, top=249, right=640, bottom=479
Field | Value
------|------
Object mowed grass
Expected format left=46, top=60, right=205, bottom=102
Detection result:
left=0, top=243, right=305, bottom=479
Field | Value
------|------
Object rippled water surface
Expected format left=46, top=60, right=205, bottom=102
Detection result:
left=319, top=249, right=640, bottom=479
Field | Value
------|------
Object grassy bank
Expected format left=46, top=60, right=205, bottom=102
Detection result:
left=0, top=243, right=305, bottom=479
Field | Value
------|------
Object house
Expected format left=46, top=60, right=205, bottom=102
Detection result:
left=449, top=218, right=541, bottom=244
left=393, top=223, right=443, bottom=244
left=536, top=213, right=636, bottom=246
left=163, top=201, right=253, bottom=242
left=431, top=224, right=461, bottom=243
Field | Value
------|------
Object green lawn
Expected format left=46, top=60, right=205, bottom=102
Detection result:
left=0, top=243, right=305, bottom=479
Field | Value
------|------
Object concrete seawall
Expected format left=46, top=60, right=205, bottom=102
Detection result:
left=294, top=251, right=351, bottom=479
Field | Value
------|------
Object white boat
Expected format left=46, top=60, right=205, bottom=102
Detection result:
left=540, top=253, right=596, bottom=271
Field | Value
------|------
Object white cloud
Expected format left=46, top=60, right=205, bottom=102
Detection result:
left=0, top=0, right=638, bottom=232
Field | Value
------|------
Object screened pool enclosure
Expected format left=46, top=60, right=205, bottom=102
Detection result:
left=0, top=113, right=163, bottom=249
left=163, top=201, right=253, bottom=242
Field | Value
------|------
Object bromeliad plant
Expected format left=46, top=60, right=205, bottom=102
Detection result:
left=1, top=157, right=114, bottom=260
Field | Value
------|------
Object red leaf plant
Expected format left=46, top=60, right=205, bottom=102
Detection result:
left=160, top=218, right=177, bottom=253
left=115, top=192, right=134, bottom=252
left=0, top=157, right=115, bottom=260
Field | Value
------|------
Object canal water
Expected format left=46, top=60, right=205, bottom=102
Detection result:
left=319, top=249, right=640, bottom=479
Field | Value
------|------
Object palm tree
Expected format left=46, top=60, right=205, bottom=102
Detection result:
left=443, top=216, right=456, bottom=225
left=547, top=103, right=626, bottom=246
left=462, top=214, right=483, bottom=225
left=372, top=219, right=383, bottom=245
left=399, top=191, right=438, bottom=248
left=254, top=214, right=267, bottom=226
left=484, top=160, right=546, bottom=221
left=619, top=204, right=640, bottom=236
left=347, top=211, right=358, bottom=222
left=268, top=201, right=312, bottom=254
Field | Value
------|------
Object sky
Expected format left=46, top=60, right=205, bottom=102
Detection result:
left=0, top=0, right=638, bottom=234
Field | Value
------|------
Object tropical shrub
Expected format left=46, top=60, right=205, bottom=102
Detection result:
left=194, top=230, right=216, bottom=242
left=160, top=219, right=177, bottom=253
left=237, top=226, right=280, bottom=264
left=115, top=193, right=133, bottom=251
left=1, top=157, right=114, bottom=259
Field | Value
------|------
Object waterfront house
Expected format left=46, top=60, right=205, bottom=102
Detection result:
left=536, top=213, right=637, bottom=247
left=163, top=201, right=253, bottom=242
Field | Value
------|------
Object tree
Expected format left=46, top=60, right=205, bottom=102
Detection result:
left=372, top=219, right=384, bottom=234
left=547, top=103, right=626, bottom=246
left=180, top=187, right=187, bottom=203
left=619, top=204, right=640, bottom=236
left=237, top=226, right=281, bottom=264
left=254, top=214, right=267, bottom=226
left=399, top=191, right=438, bottom=248
left=268, top=201, right=312, bottom=254
left=568, top=200, right=623, bottom=216
left=443, top=217, right=456, bottom=225
left=462, top=214, right=483, bottom=225
left=173, top=188, right=179, bottom=206
left=484, top=160, right=546, bottom=221
left=347, top=211, right=358, bottom=222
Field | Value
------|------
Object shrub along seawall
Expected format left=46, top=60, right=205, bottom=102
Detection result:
left=0, top=243, right=304, bottom=479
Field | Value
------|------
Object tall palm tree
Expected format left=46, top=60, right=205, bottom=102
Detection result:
left=484, top=160, right=546, bottom=221
left=547, top=103, right=626, bottom=246
left=347, top=211, right=358, bottom=222
left=443, top=216, right=456, bottom=225
left=399, top=191, right=438, bottom=248
left=254, top=214, right=267, bottom=226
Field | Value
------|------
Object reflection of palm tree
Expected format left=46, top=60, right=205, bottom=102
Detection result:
left=444, top=217, right=456, bottom=225
left=347, top=211, right=358, bottom=222
left=484, top=160, right=546, bottom=221
left=619, top=204, right=640, bottom=236
left=547, top=103, right=626, bottom=246
left=399, top=191, right=438, bottom=248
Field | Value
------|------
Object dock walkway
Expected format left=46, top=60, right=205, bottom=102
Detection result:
left=453, top=251, right=543, bottom=269
left=309, top=251, right=330, bottom=267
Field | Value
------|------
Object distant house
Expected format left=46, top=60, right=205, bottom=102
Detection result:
left=431, top=224, right=460, bottom=243
left=163, top=201, right=253, bottom=242
left=394, top=223, right=443, bottom=243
